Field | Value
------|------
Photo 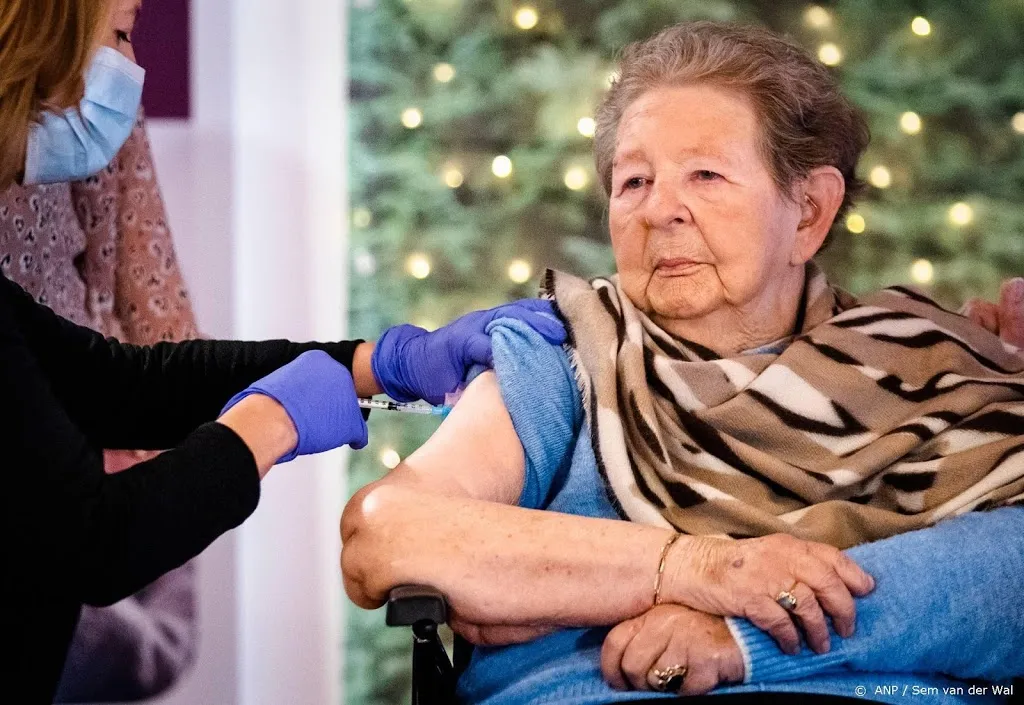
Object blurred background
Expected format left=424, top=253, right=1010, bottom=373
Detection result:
left=346, top=0, right=1024, bottom=703
left=68, top=0, right=1024, bottom=703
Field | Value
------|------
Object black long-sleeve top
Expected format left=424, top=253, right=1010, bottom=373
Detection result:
left=0, top=271, right=361, bottom=702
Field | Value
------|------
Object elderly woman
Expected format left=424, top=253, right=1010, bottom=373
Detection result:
left=342, top=22, right=1024, bottom=705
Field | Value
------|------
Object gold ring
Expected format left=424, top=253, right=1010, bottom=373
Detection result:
left=649, top=663, right=688, bottom=692
left=776, top=588, right=798, bottom=612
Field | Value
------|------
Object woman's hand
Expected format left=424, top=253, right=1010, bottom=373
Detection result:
left=963, top=278, right=1024, bottom=347
left=665, top=534, right=874, bottom=655
left=220, top=350, right=368, bottom=475
left=370, top=300, right=566, bottom=405
left=601, top=604, right=744, bottom=695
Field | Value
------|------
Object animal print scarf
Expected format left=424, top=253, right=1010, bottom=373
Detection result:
left=543, top=264, right=1024, bottom=548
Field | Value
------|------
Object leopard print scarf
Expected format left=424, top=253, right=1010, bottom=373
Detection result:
left=544, top=264, right=1024, bottom=548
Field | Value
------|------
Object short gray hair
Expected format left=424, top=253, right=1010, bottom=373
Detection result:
left=595, top=21, right=870, bottom=237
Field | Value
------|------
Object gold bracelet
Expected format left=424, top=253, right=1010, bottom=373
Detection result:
left=653, top=532, right=681, bottom=606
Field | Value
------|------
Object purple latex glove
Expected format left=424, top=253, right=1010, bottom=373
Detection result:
left=371, top=299, right=566, bottom=405
left=220, top=350, right=368, bottom=464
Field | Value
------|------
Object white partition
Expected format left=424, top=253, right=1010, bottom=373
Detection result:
left=146, top=0, right=348, bottom=703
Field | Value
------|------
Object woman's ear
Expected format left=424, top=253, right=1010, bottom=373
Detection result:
left=792, top=166, right=845, bottom=265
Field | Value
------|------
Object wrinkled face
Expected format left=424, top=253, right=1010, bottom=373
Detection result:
left=609, top=84, right=805, bottom=329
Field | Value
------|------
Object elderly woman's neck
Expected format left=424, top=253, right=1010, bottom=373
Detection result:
left=655, top=271, right=807, bottom=357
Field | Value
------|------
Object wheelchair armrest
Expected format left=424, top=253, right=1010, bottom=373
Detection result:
left=386, top=585, right=449, bottom=628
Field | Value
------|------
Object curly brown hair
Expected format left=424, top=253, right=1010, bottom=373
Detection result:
left=595, top=21, right=870, bottom=241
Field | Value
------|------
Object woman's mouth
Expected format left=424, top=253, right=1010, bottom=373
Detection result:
left=654, top=258, right=706, bottom=276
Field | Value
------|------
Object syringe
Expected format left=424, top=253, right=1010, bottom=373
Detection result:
left=358, top=398, right=452, bottom=417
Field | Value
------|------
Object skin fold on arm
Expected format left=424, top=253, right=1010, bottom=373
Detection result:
left=340, top=371, right=871, bottom=650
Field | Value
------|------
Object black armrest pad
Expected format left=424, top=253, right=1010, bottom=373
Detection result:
left=386, top=584, right=449, bottom=627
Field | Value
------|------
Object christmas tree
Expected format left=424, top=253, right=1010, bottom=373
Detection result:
left=346, top=1, right=1024, bottom=701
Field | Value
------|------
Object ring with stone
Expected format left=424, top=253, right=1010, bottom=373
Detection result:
left=649, top=663, right=688, bottom=692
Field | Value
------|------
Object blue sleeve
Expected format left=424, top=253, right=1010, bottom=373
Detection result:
left=489, top=318, right=583, bottom=510
left=726, top=506, right=1024, bottom=684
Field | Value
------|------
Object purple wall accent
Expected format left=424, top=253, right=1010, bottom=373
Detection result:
left=134, top=0, right=191, bottom=119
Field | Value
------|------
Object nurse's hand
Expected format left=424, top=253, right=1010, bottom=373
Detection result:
left=371, top=299, right=566, bottom=405
left=219, top=351, right=368, bottom=473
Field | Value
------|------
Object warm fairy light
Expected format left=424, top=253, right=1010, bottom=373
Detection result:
left=405, top=253, right=432, bottom=279
left=1012, top=112, right=1024, bottom=134
left=442, top=164, right=464, bottom=188
left=379, top=448, right=401, bottom=469
left=605, top=70, right=620, bottom=89
left=804, top=6, right=831, bottom=29
left=900, top=111, right=922, bottom=135
left=507, top=259, right=533, bottom=284
left=948, top=202, right=974, bottom=226
left=818, top=43, right=842, bottom=66
left=577, top=116, right=596, bottom=137
left=564, top=166, right=589, bottom=191
left=352, top=207, right=373, bottom=229
left=352, top=249, right=377, bottom=276
left=401, top=107, right=423, bottom=129
left=492, top=155, right=513, bottom=178
left=910, top=259, right=934, bottom=284
left=514, top=6, right=539, bottom=30
left=433, top=63, right=456, bottom=83
left=846, top=213, right=866, bottom=233
left=911, top=17, right=931, bottom=36
left=869, top=166, right=892, bottom=189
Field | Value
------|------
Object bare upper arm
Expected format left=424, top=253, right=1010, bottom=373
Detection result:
left=373, top=371, right=526, bottom=505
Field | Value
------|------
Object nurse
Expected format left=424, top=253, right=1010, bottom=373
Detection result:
left=0, top=0, right=564, bottom=698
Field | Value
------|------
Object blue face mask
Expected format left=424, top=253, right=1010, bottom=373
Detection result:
left=23, top=47, right=145, bottom=185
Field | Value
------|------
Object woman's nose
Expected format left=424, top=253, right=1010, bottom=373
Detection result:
left=642, top=179, right=690, bottom=230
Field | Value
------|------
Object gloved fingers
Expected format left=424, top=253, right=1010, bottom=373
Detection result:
left=490, top=300, right=566, bottom=344
left=463, top=332, right=494, bottom=368
left=500, top=298, right=554, bottom=313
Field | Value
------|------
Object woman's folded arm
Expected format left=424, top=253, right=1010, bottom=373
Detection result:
left=727, top=505, right=1024, bottom=684
left=340, top=371, right=671, bottom=626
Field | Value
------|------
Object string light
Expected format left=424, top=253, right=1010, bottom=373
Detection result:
left=405, top=253, right=432, bottom=279
left=401, top=107, right=423, bottom=129
left=911, top=17, right=931, bottom=36
left=433, top=63, right=456, bottom=83
left=514, top=6, right=539, bottom=30
left=379, top=448, right=401, bottom=469
left=846, top=213, right=866, bottom=233
left=352, top=207, right=373, bottom=229
left=869, top=166, right=892, bottom=189
left=804, top=5, right=832, bottom=29
left=910, top=259, right=934, bottom=284
left=1012, top=112, right=1024, bottom=134
left=352, top=249, right=377, bottom=276
left=577, top=117, right=596, bottom=137
left=492, top=155, right=513, bottom=178
left=442, top=164, right=464, bottom=188
left=564, top=166, right=589, bottom=191
left=948, top=202, right=974, bottom=226
left=900, top=111, right=922, bottom=135
left=817, top=43, right=843, bottom=66
left=605, top=70, right=619, bottom=89
left=507, top=259, right=533, bottom=284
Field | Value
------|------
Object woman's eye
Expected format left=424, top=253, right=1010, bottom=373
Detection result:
left=115, top=30, right=132, bottom=44
left=694, top=170, right=720, bottom=182
left=623, top=176, right=647, bottom=190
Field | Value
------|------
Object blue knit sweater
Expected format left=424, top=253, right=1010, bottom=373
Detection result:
left=455, top=319, right=1024, bottom=705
